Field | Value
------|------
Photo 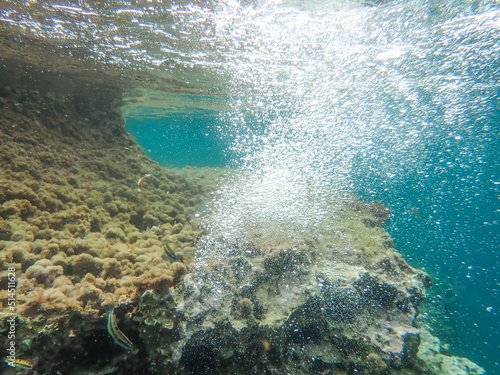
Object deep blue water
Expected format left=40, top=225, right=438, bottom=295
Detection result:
left=353, top=106, right=500, bottom=372
left=126, top=103, right=499, bottom=373
left=353, top=75, right=500, bottom=372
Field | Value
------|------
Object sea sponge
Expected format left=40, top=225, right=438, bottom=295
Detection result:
left=142, top=213, right=159, bottom=229
left=47, top=211, right=68, bottom=230
left=0, top=220, right=13, bottom=240
left=114, top=275, right=136, bottom=297
left=74, top=281, right=104, bottom=309
left=170, top=223, right=183, bottom=234
left=83, top=273, right=96, bottom=284
left=0, top=249, right=14, bottom=269
left=52, top=253, right=68, bottom=268
left=80, top=273, right=106, bottom=292
left=105, top=226, right=126, bottom=243
left=116, top=201, right=129, bottom=213
left=16, top=277, right=35, bottom=295
left=164, top=205, right=179, bottom=220
left=10, top=241, right=36, bottom=267
left=58, top=238, right=74, bottom=254
left=46, top=265, right=64, bottom=283
left=0, top=198, right=37, bottom=219
left=0, top=181, right=37, bottom=203
left=53, top=275, right=74, bottom=296
left=10, top=219, right=35, bottom=241
left=33, top=228, right=55, bottom=240
left=0, top=269, right=13, bottom=290
left=19, top=289, right=50, bottom=316
left=40, top=242, right=60, bottom=259
left=113, top=249, right=136, bottom=264
left=104, top=202, right=119, bottom=216
left=133, top=274, right=173, bottom=297
left=35, top=259, right=52, bottom=267
left=66, top=223, right=87, bottom=238
left=119, top=259, right=134, bottom=275
left=74, top=232, right=107, bottom=256
left=19, top=287, right=70, bottom=317
left=175, top=224, right=196, bottom=243
left=0, top=90, right=230, bottom=363
left=93, top=277, right=106, bottom=290
left=127, top=231, right=141, bottom=244
left=134, top=254, right=150, bottom=264
left=43, top=288, right=69, bottom=308
left=135, top=237, right=159, bottom=250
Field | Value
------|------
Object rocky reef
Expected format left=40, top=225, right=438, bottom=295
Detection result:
left=0, top=70, right=222, bottom=373
left=0, top=66, right=485, bottom=375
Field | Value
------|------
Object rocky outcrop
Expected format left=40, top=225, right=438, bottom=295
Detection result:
left=166, top=199, right=430, bottom=374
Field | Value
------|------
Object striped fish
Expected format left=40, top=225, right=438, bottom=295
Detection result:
left=163, top=240, right=178, bottom=262
left=4, top=358, right=33, bottom=369
left=107, top=307, right=134, bottom=351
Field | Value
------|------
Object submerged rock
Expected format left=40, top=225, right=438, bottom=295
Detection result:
left=168, top=202, right=429, bottom=374
left=0, top=72, right=485, bottom=375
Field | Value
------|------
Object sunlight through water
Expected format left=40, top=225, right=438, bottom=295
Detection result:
left=1, top=0, right=499, bottom=373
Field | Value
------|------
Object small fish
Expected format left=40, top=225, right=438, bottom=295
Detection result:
left=107, top=307, right=134, bottom=351
left=116, top=191, right=145, bottom=205
left=408, top=206, right=423, bottom=219
left=163, top=240, right=178, bottom=262
left=4, top=358, right=33, bottom=369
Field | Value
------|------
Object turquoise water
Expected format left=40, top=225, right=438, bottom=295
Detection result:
left=353, top=109, right=500, bottom=371
left=125, top=114, right=235, bottom=168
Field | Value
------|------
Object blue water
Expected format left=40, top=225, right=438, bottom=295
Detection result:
left=352, top=107, right=500, bottom=372
left=125, top=114, right=236, bottom=168
left=126, top=101, right=499, bottom=373
left=122, top=4, right=500, bottom=373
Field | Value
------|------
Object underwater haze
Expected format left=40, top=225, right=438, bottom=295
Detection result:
left=1, top=0, right=499, bottom=374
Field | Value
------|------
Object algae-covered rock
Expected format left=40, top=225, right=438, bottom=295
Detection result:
left=417, top=328, right=486, bottom=375
left=0, top=78, right=227, bottom=373
left=0, top=69, right=485, bottom=375
left=166, top=200, right=429, bottom=374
